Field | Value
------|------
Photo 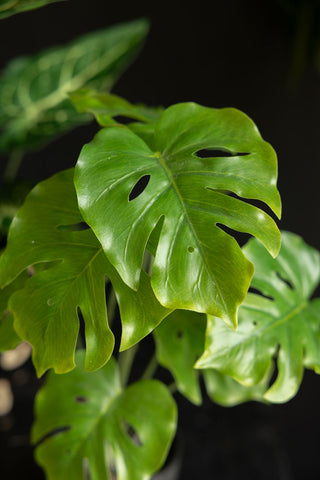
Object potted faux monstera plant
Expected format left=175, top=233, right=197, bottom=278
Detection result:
left=2, top=2, right=320, bottom=479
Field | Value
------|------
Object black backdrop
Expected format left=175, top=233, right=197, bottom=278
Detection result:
left=1, top=0, right=320, bottom=478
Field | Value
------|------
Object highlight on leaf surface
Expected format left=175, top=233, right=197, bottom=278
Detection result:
left=32, top=351, right=177, bottom=480
left=75, top=102, right=281, bottom=328
left=196, top=231, right=320, bottom=403
left=0, top=169, right=171, bottom=376
left=0, top=0, right=65, bottom=19
left=0, top=19, right=149, bottom=152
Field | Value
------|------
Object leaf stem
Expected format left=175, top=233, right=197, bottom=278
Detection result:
left=4, top=150, right=24, bottom=182
left=118, top=344, right=138, bottom=387
left=141, top=353, right=158, bottom=380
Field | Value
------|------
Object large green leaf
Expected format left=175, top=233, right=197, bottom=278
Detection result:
left=0, top=0, right=65, bottom=18
left=154, top=310, right=206, bottom=405
left=75, top=103, right=281, bottom=327
left=196, top=231, right=320, bottom=403
left=32, top=351, right=177, bottom=480
left=0, top=19, right=149, bottom=152
left=0, top=169, right=170, bottom=375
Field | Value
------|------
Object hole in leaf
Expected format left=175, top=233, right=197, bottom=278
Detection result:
left=35, top=426, right=71, bottom=447
left=215, top=223, right=251, bottom=247
left=177, top=330, right=183, bottom=339
left=128, top=175, right=151, bottom=201
left=122, top=420, right=143, bottom=447
left=276, top=271, right=294, bottom=290
left=188, top=246, right=195, bottom=253
left=268, top=344, right=281, bottom=389
left=195, top=149, right=249, bottom=158
left=109, top=461, right=117, bottom=480
left=83, top=458, right=91, bottom=480
left=75, top=396, right=88, bottom=403
left=47, top=298, right=54, bottom=306
left=57, top=222, right=89, bottom=231
left=248, top=287, right=274, bottom=301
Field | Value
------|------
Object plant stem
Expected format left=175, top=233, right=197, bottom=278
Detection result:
left=141, top=353, right=158, bottom=380
left=168, top=382, right=177, bottom=394
left=118, top=344, right=138, bottom=387
left=4, top=150, right=24, bottom=182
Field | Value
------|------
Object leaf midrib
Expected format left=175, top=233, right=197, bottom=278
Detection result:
left=156, top=152, right=228, bottom=316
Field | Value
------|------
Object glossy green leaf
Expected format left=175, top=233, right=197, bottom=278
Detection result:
left=75, top=103, right=281, bottom=327
left=0, top=169, right=171, bottom=375
left=196, top=231, right=320, bottom=403
left=203, top=369, right=270, bottom=407
left=32, top=351, right=177, bottom=480
left=0, top=0, right=65, bottom=18
left=154, top=310, right=206, bottom=405
left=0, top=266, right=26, bottom=351
left=69, top=89, right=163, bottom=126
left=0, top=19, right=149, bottom=152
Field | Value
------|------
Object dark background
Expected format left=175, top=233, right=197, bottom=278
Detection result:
left=1, top=0, right=320, bottom=478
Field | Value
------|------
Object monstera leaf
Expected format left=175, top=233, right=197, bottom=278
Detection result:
left=0, top=0, right=65, bottom=18
left=196, top=231, right=320, bottom=403
left=32, top=352, right=177, bottom=480
left=154, top=309, right=269, bottom=406
left=0, top=169, right=171, bottom=375
left=70, top=89, right=164, bottom=126
left=154, top=310, right=206, bottom=405
left=0, top=19, right=149, bottom=152
left=75, top=102, right=281, bottom=328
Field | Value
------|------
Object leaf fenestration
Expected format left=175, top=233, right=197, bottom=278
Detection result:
left=32, top=352, right=177, bottom=480
left=0, top=19, right=149, bottom=152
left=196, top=231, right=320, bottom=403
left=75, top=102, right=281, bottom=328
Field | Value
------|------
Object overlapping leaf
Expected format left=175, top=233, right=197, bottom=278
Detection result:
left=0, top=0, right=65, bottom=18
left=0, top=169, right=171, bottom=375
left=0, top=19, right=149, bottom=151
left=32, top=351, right=177, bottom=480
left=70, top=89, right=164, bottom=126
left=154, top=309, right=269, bottom=406
left=196, top=231, right=320, bottom=403
left=75, top=102, right=281, bottom=328
left=154, top=310, right=206, bottom=405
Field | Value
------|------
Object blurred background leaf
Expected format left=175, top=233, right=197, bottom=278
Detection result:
left=0, top=0, right=66, bottom=19
left=0, top=18, right=149, bottom=153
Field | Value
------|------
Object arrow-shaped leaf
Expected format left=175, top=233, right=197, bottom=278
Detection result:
left=0, top=0, right=65, bottom=19
left=0, top=19, right=149, bottom=152
left=75, top=102, right=281, bottom=327
left=196, top=231, right=320, bottom=403
left=32, top=351, right=177, bottom=480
